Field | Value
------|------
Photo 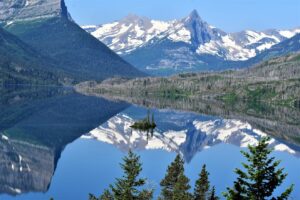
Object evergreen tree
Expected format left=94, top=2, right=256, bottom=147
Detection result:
left=173, top=172, right=192, bottom=200
left=91, top=150, right=153, bottom=200
left=194, top=164, right=210, bottom=200
left=209, top=187, right=219, bottom=200
left=224, top=137, right=294, bottom=200
left=88, top=194, right=99, bottom=200
left=100, top=190, right=113, bottom=200
left=110, top=150, right=153, bottom=200
left=160, top=154, right=191, bottom=200
left=224, top=179, right=247, bottom=200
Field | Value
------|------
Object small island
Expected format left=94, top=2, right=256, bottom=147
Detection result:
left=130, top=110, right=156, bottom=131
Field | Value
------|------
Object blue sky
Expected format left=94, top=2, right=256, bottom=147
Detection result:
left=65, top=0, right=300, bottom=32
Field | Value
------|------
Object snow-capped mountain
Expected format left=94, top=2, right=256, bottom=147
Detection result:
left=83, top=14, right=173, bottom=54
left=82, top=107, right=299, bottom=162
left=83, top=10, right=300, bottom=63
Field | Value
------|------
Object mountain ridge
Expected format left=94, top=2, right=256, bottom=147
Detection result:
left=84, top=10, right=300, bottom=59
left=83, top=10, right=300, bottom=75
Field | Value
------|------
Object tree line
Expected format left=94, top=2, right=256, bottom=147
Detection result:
left=87, top=137, right=293, bottom=200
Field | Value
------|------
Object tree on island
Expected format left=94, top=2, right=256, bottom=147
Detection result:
left=159, top=154, right=192, bottom=200
left=147, top=110, right=150, bottom=124
left=89, top=150, right=153, bottom=200
left=224, top=137, right=294, bottom=200
left=151, top=113, right=155, bottom=127
left=130, top=110, right=156, bottom=131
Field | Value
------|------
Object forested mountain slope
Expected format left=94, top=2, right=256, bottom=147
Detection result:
left=77, top=52, right=300, bottom=105
left=0, top=27, right=61, bottom=85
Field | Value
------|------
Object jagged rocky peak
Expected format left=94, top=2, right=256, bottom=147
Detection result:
left=0, top=0, right=70, bottom=23
left=186, top=9, right=202, bottom=21
left=183, top=9, right=225, bottom=47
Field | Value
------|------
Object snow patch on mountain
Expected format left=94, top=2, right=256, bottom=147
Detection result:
left=81, top=25, right=97, bottom=32
left=197, top=35, right=257, bottom=61
left=279, top=29, right=300, bottom=38
left=243, top=30, right=280, bottom=45
left=168, top=27, right=191, bottom=44
left=256, top=42, right=275, bottom=51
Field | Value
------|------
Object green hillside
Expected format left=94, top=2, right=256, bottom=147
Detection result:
left=0, top=27, right=62, bottom=85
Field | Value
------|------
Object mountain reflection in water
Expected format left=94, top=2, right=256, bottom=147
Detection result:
left=84, top=105, right=300, bottom=163
left=0, top=87, right=129, bottom=195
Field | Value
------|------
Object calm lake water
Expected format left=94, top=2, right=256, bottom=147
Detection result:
left=0, top=87, right=299, bottom=200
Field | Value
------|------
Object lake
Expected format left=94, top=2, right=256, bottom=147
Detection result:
left=0, top=87, right=299, bottom=200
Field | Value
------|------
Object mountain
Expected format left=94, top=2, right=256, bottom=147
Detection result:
left=245, top=33, right=300, bottom=65
left=84, top=10, right=225, bottom=55
left=82, top=14, right=172, bottom=55
left=84, top=10, right=300, bottom=75
left=83, top=107, right=300, bottom=162
left=0, top=26, right=62, bottom=85
left=0, top=0, right=145, bottom=82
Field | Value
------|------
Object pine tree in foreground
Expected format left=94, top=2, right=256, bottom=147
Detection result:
left=160, top=154, right=192, bottom=200
left=209, top=186, right=219, bottom=200
left=89, top=191, right=113, bottom=200
left=112, top=150, right=153, bottom=200
left=173, top=171, right=192, bottom=200
left=100, top=189, right=113, bottom=200
left=224, top=137, right=294, bottom=200
left=194, top=164, right=210, bottom=200
left=89, top=150, right=153, bottom=200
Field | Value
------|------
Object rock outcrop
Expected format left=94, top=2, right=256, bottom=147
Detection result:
left=0, top=0, right=69, bottom=23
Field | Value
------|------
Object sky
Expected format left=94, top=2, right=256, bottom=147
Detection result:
left=65, top=0, right=300, bottom=32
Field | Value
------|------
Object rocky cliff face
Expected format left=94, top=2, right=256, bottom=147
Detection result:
left=0, top=0, right=69, bottom=23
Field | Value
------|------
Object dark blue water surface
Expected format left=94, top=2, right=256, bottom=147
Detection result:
left=0, top=88, right=299, bottom=200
